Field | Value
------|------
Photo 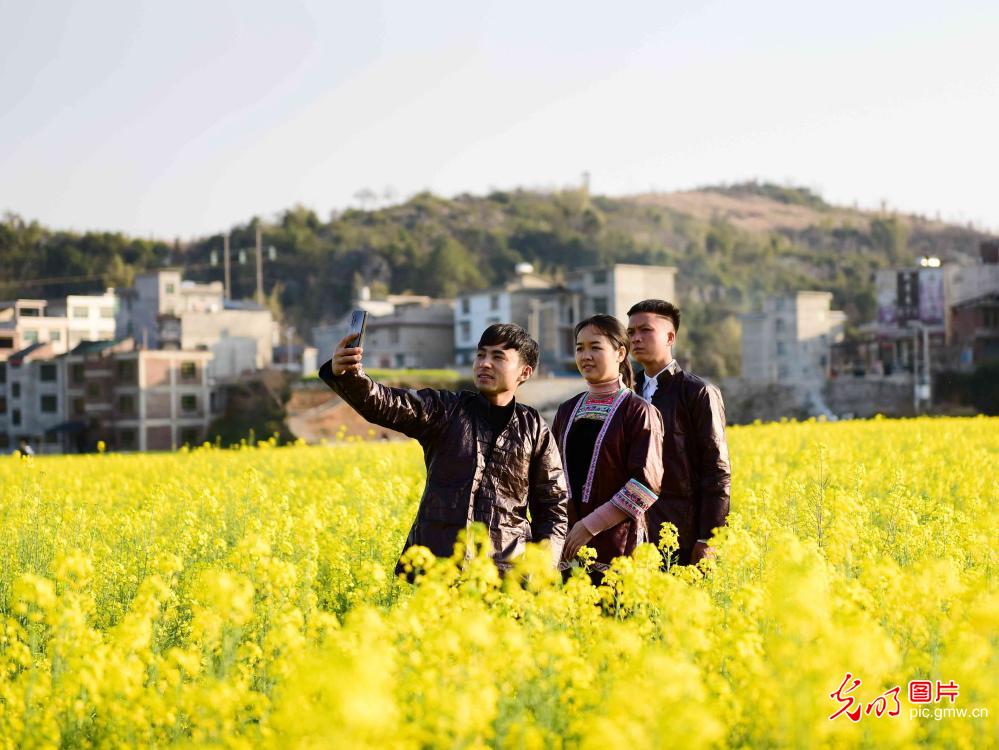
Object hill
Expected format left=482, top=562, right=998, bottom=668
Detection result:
left=1, top=182, right=992, bottom=377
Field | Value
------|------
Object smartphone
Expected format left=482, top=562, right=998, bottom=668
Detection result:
left=346, top=309, right=368, bottom=348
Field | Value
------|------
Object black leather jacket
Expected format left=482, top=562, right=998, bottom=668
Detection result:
left=635, top=362, right=731, bottom=552
left=319, top=361, right=568, bottom=570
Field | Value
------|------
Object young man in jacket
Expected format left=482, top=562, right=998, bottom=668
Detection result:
left=320, top=323, right=568, bottom=574
left=627, top=299, right=731, bottom=566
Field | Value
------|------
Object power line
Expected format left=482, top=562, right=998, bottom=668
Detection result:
left=0, top=259, right=263, bottom=291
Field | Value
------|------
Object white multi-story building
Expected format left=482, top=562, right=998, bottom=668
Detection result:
left=1, top=292, right=119, bottom=360
left=454, top=269, right=574, bottom=370
left=0, top=342, right=66, bottom=453
left=0, top=300, right=71, bottom=356
left=49, top=290, right=119, bottom=350
left=740, top=292, right=846, bottom=383
left=454, top=263, right=678, bottom=372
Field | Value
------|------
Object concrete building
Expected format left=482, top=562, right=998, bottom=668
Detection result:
left=950, top=241, right=999, bottom=309
left=0, top=299, right=71, bottom=356
left=950, top=292, right=999, bottom=368
left=117, top=270, right=224, bottom=348
left=63, top=340, right=214, bottom=452
left=0, top=342, right=65, bottom=454
left=454, top=269, right=575, bottom=370
left=454, top=263, right=678, bottom=372
left=0, top=293, right=118, bottom=360
left=60, top=290, right=118, bottom=349
left=364, top=300, right=456, bottom=369
left=874, top=264, right=955, bottom=375
left=159, top=301, right=274, bottom=379
left=565, top=264, right=677, bottom=322
left=311, top=290, right=438, bottom=360
left=740, top=292, right=846, bottom=383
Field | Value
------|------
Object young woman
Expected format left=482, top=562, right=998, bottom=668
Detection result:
left=553, top=314, right=664, bottom=577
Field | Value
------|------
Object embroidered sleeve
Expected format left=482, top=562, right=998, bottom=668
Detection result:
left=609, top=478, right=658, bottom=521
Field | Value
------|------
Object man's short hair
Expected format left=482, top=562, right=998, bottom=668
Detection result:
left=627, top=299, right=681, bottom=332
left=477, top=323, right=539, bottom=369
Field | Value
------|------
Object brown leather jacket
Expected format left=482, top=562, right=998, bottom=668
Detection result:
left=319, top=361, right=568, bottom=570
left=636, top=362, right=731, bottom=554
left=552, top=390, right=663, bottom=567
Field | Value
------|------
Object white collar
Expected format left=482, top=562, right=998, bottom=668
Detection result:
left=643, top=361, right=675, bottom=387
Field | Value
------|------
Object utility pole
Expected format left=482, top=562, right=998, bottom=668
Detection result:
left=922, top=324, right=931, bottom=409
left=223, top=232, right=231, bottom=300
left=255, top=225, right=264, bottom=306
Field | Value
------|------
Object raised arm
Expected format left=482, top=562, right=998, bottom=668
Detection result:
left=527, top=421, right=569, bottom=564
left=318, top=334, right=456, bottom=441
left=691, top=383, right=731, bottom=541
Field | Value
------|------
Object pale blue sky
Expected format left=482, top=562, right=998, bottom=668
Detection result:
left=1, top=0, right=996, bottom=238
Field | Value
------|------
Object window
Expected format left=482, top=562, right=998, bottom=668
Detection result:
left=592, top=297, right=608, bottom=314
left=50, top=330, right=62, bottom=342
left=11, top=409, right=20, bottom=426
left=40, top=395, right=57, bottom=413
left=0, top=363, right=5, bottom=383
left=776, top=342, right=786, bottom=356
left=118, top=395, right=135, bottom=415
left=181, top=394, right=198, bottom=413
left=460, top=321, right=471, bottom=341
left=0, top=337, right=12, bottom=349
left=461, top=298, right=470, bottom=314
left=180, top=361, right=197, bottom=380
left=100, top=307, right=114, bottom=319
left=389, top=328, right=400, bottom=345
left=45, top=431, right=59, bottom=445
left=591, top=269, right=607, bottom=284
left=165, top=283, right=176, bottom=294
left=72, top=306, right=90, bottom=319
left=71, top=363, right=85, bottom=384
left=490, top=294, right=499, bottom=311
left=23, top=330, right=38, bottom=343
left=19, top=308, right=40, bottom=317
left=11, top=383, right=20, bottom=399
left=0, top=397, right=5, bottom=414
left=117, top=360, right=136, bottom=382
left=40, top=364, right=57, bottom=382
left=119, top=429, right=136, bottom=450
left=395, top=353, right=406, bottom=367
left=775, top=318, right=785, bottom=333
left=180, top=427, right=200, bottom=446
left=86, top=382, right=100, bottom=399
left=72, top=398, right=85, bottom=417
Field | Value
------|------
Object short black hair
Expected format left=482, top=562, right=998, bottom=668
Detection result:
left=477, top=323, right=539, bottom=369
left=627, top=299, right=681, bottom=332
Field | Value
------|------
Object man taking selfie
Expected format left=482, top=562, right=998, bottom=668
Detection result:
left=319, top=322, right=568, bottom=574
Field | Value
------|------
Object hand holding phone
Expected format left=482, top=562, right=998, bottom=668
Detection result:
left=332, top=310, right=367, bottom=376
left=345, top=309, right=368, bottom=348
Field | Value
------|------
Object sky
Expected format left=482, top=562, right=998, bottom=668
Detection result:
left=1, top=0, right=997, bottom=239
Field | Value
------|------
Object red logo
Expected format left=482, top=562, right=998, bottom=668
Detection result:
left=830, top=675, right=960, bottom=722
